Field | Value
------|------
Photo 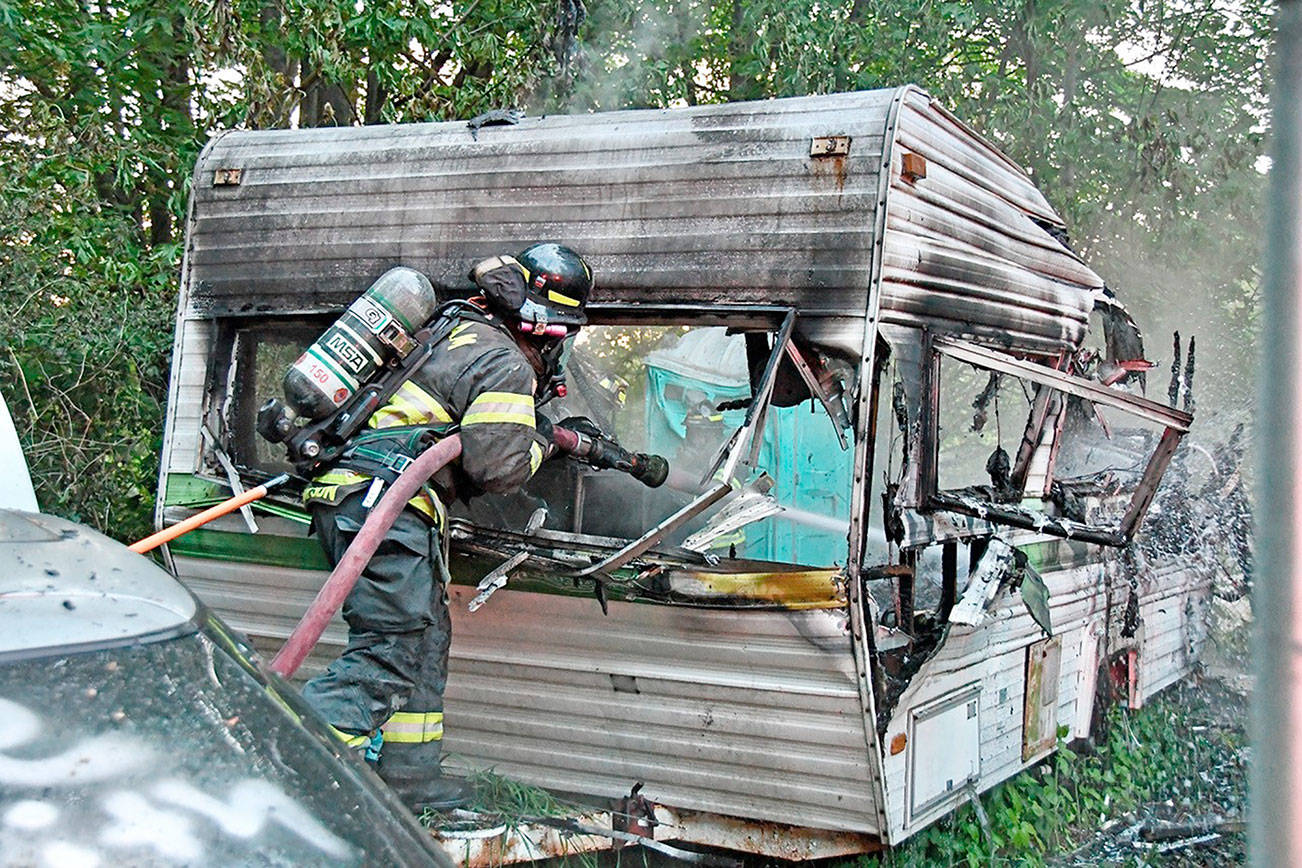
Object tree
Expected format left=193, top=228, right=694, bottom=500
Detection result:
left=562, top=0, right=1271, bottom=425
left=0, top=0, right=566, bottom=537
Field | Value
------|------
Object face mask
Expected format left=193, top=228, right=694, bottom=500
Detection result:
left=531, top=333, right=576, bottom=405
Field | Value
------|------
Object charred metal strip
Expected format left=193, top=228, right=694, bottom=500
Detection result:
left=584, top=303, right=795, bottom=329
left=1169, top=331, right=1182, bottom=407
left=897, top=548, right=916, bottom=635
left=1010, top=383, right=1054, bottom=492
left=572, top=482, right=732, bottom=578
left=1183, top=335, right=1196, bottom=415
left=939, top=540, right=958, bottom=621
left=743, top=308, right=797, bottom=468
left=1118, top=426, right=1184, bottom=540
left=927, top=493, right=1125, bottom=547
left=782, top=340, right=849, bottom=448
left=697, top=309, right=795, bottom=484
left=200, top=424, right=258, bottom=534
left=919, top=331, right=941, bottom=502
left=933, top=337, right=1192, bottom=431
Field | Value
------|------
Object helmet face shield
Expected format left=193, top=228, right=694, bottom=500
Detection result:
left=540, top=332, right=577, bottom=377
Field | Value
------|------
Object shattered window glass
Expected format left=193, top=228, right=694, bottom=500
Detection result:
left=922, top=338, right=1191, bottom=545
left=1046, top=398, right=1171, bottom=494
left=457, top=324, right=854, bottom=567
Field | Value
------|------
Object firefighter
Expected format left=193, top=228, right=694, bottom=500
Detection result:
left=299, top=243, right=594, bottom=810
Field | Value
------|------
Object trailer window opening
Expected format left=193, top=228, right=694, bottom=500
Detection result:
left=211, top=313, right=856, bottom=570
left=453, top=318, right=855, bottom=569
left=920, top=337, right=1192, bottom=546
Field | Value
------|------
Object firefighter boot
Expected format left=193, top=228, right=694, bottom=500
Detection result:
left=378, top=739, right=472, bottom=812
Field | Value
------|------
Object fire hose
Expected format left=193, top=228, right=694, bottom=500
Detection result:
left=130, top=426, right=666, bottom=679
left=269, top=434, right=464, bottom=678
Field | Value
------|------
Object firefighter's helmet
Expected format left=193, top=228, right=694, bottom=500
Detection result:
left=471, top=242, right=593, bottom=332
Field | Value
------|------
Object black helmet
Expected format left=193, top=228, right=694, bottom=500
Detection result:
left=470, top=242, right=593, bottom=331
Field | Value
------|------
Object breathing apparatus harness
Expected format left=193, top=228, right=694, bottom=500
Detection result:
left=259, top=297, right=665, bottom=489
left=258, top=300, right=478, bottom=479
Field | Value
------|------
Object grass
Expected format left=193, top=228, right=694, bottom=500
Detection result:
left=418, top=767, right=579, bottom=829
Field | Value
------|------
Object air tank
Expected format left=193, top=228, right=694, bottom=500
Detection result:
left=283, top=267, right=439, bottom=420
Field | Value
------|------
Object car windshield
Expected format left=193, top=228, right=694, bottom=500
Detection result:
left=0, top=619, right=442, bottom=867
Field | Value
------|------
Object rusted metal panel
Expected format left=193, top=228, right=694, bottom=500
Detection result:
left=1022, top=636, right=1062, bottom=761
left=658, top=806, right=882, bottom=860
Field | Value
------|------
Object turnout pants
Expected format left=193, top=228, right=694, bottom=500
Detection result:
left=302, top=490, right=450, bottom=752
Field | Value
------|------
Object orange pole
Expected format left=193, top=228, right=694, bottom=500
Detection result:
left=129, top=473, right=290, bottom=554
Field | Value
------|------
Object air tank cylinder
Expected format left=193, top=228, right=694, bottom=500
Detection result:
left=283, top=267, right=439, bottom=420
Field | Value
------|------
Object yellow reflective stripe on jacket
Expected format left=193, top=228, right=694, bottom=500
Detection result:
left=461, top=390, right=536, bottom=427
left=329, top=725, right=371, bottom=749
left=408, top=489, right=446, bottom=528
left=369, top=380, right=454, bottom=430
left=302, top=469, right=372, bottom=505
left=381, top=710, right=444, bottom=743
left=529, top=440, right=544, bottom=475
left=315, top=469, right=371, bottom=485
left=306, top=467, right=443, bottom=528
left=447, top=322, right=479, bottom=350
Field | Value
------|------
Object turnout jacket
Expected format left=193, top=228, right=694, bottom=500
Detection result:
left=303, top=308, right=550, bottom=523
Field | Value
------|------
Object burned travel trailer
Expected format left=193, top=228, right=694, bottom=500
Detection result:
left=158, top=86, right=1207, bottom=856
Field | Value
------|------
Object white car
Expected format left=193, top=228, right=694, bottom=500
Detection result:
left=0, top=392, right=450, bottom=866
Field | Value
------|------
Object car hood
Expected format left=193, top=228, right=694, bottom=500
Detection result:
left=0, top=510, right=197, bottom=654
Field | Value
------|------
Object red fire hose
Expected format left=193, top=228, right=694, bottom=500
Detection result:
left=269, top=434, right=463, bottom=679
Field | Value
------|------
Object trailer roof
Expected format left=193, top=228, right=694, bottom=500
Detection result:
left=185, top=86, right=1100, bottom=353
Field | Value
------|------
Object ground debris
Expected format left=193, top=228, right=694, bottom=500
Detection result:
left=1046, top=673, right=1249, bottom=867
left=1052, top=810, right=1245, bottom=865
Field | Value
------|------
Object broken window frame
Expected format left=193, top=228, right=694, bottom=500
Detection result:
left=920, top=336, right=1192, bottom=547
left=566, top=306, right=798, bottom=578
left=205, top=304, right=855, bottom=575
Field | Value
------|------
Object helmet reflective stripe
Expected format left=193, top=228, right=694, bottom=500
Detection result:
left=547, top=289, right=581, bottom=307
left=382, top=710, right=444, bottom=743
left=514, top=242, right=593, bottom=327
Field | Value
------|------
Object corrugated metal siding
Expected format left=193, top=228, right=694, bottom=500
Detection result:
left=878, top=90, right=1100, bottom=354
left=443, top=585, right=881, bottom=834
left=159, top=317, right=211, bottom=476
left=171, top=534, right=882, bottom=833
left=186, top=91, right=895, bottom=319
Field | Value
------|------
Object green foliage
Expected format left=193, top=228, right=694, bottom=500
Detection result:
left=562, top=0, right=1272, bottom=420
left=0, top=1, right=197, bottom=539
